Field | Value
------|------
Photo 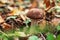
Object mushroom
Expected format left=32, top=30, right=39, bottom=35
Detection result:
left=27, top=8, right=44, bottom=26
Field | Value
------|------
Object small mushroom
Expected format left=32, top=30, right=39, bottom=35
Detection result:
left=27, top=8, right=44, bottom=26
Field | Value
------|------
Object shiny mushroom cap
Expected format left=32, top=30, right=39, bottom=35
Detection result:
left=27, top=8, right=44, bottom=19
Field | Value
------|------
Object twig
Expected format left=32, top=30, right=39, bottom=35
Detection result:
left=40, top=33, right=46, bottom=40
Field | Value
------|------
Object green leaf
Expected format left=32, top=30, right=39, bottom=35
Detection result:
left=8, top=37, right=13, bottom=40
left=0, top=33, right=3, bottom=38
left=56, top=34, right=60, bottom=40
left=54, top=6, right=60, bottom=12
left=0, top=32, right=8, bottom=40
left=3, top=36, right=8, bottom=40
left=46, top=33, right=55, bottom=40
left=24, top=19, right=31, bottom=24
left=28, top=35, right=39, bottom=40
left=56, top=0, right=60, bottom=2
left=6, top=16, right=17, bottom=20
left=57, top=25, right=60, bottom=30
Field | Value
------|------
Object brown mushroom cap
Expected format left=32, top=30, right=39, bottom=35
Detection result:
left=27, top=8, right=44, bottom=19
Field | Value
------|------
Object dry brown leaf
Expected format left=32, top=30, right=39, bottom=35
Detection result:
left=0, top=16, right=5, bottom=23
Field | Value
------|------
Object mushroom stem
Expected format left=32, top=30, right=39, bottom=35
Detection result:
left=30, top=19, right=39, bottom=34
left=31, top=19, right=38, bottom=26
